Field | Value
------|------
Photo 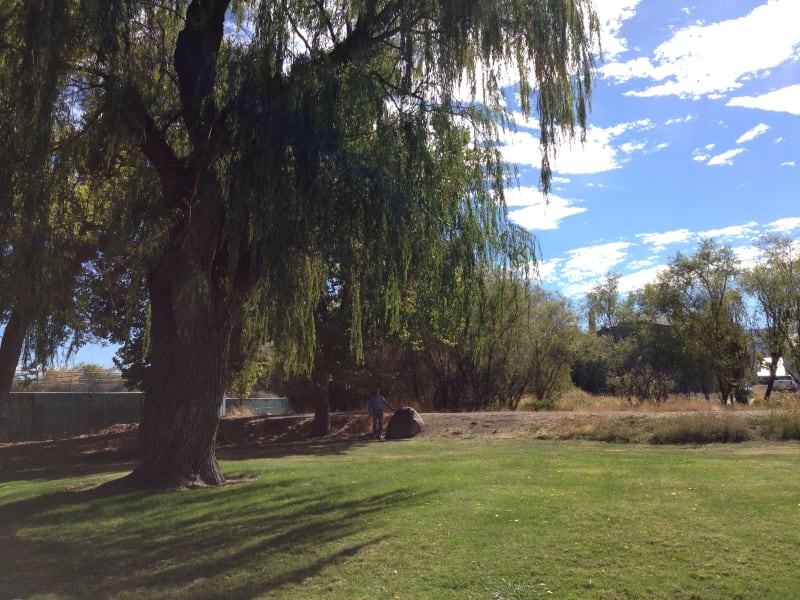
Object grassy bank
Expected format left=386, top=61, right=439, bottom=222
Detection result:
left=2, top=438, right=799, bottom=599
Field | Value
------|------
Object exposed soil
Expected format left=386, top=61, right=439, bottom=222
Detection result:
left=0, top=408, right=780, bottom=471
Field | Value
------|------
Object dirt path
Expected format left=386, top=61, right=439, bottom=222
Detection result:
left=0, top=408, right=783, bottom=470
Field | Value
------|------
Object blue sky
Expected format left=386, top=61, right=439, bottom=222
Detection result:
left=72, top=0, right=800, bottom=367
left=502, top=0, right=799, bottom=298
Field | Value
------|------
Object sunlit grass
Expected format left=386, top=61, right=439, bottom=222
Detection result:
left=2, top=439, right=799, bottom=599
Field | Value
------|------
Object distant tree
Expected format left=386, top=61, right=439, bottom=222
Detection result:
left=573, top=273, right=634, bottom=395
left=586, top=272, right=627, bottom=342
left=743, top=235, right=800, bottom=388
left=740, top=237, right=794, bottom=399
left=655, top=240, right=750, bottom=404
left=519, top=287, right=578, bottom=409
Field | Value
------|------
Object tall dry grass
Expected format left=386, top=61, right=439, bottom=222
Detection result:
left=538, top=385, right=800, bottom=413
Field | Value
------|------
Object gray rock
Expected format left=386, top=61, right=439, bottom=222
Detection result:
left=385, top=407, right=424, bottom=439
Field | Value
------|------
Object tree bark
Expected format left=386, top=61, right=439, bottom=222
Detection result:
left=127, top=247, right=238, bottom=487
left=311, top=371, right=331, bottom=437
left=114, top=0, right=240, bottom=487
left=0, top=306, right=28, bottom=406
left=764, top=352, right=779, bottom=401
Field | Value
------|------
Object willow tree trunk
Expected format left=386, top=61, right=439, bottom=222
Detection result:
left=121, top=156, right=242, bottom=487
left=127, top=267, right=233, bottom=486
left=114, top=0, right=243, bottom=487
left=310, top=371, right=331, bottom=437
left=0, top=306, right=27, bottom=406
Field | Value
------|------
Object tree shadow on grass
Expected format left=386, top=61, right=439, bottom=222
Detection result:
left=218, top=435, right=380, bottom=460
left=0, top=474, right=430, bottom=599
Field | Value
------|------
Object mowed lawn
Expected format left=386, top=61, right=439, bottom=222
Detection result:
left=1, top=438, right=799, bottom=599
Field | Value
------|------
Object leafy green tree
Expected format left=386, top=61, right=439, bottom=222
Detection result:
left=743, top=235, right=800, bottom=392
left=573, top=273, right=634, bottom=395
left=0, top=1, right=111, bottom=405
left=654, top=240, right=751, bottom=404
left=80, top=0, right=599, bottom=486
left=518, top=287, right=578, bottom=409
left=586, top=272, right=628, bottom=342
left=741, top=236, right=793, bottom=399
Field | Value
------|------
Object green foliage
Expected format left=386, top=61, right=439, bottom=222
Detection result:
left=742, top=235, right=800, bottom=396
left=0, top=1, right=121, bottom=393
left=12, top=1, right=604, bottom=482
left=618, top=363, right=673, bottom=403
left=655, top=239, right=752, bottom=403
left=515, top=286, right=578, bottom=408
left=387, top=271, right=577, bottom=411
left=575, top=241, right=754, bottom=404
left=82, top=0, right=599, bottom=374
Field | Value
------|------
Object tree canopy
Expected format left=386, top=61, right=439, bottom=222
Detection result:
left=7, top=0, right=600, bottom=486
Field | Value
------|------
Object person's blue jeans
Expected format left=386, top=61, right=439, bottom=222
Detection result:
left=372, top=410, right=384, bottom=439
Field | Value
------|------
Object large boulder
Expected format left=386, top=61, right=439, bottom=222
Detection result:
left=385, top=407, right=424, bottom=440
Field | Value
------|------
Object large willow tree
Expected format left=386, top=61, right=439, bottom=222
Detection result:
left=84, top=0, right=599, bottom=486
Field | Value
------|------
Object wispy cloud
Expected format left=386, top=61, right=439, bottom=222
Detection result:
left=767, top=217, right=800, bottom=232
left=602, top=1, right=800, bottom=99
left=664, top=115, right=693, bottom=125
left=594, top=0, right=643, bottom=61
left=699, top=221, right=759, bottom=240
left=498, top=119, right=656, bottom=176
left=506, top=190, right=587, bottom=231
left=556, top=242, right=633, bottom=296
left=727, top=84, right=800, bottom=116
left=637, top=229, right=693, bottom=250
left=736, top=123, right=770, bottom=144
left=618, top=266, right=666, bottom=293
left=707, top=148, right=746, bottom=166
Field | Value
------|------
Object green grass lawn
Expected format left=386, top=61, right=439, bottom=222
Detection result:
left=2, top=438, right=799, bottom=599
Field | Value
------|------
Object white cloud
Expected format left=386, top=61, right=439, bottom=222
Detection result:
left=727, top=84, right=800, bottom=116
left=637, top=228, right=693, bottom=250
left=707, top=148, right=746, bottom=166
left=561, top=241, right=632, bottom=284
left=534, top=258, right=562, bottom=282
left=736, top=123, right=770, bottom=144
left=594, top=0, right=643, bottom=61
left=664, top=115, right=693, bottom=125
left=766, top=217, right=800, bottom=232
left=627, top=257, right=657, bottom=270
left=733, top=245, right=762, bottom=268
left=618, top=265, right=666, bottom=293
left=505, top=189, right=587, bottom=231
left=699, top=221, right=759, bottom=240
left=780, top=161, right=796, bottom=167
left=498, top=119, right=655, bottom=176
left=620, top=141, right=646, bottom=154
left=602, top=1, right=800, bottom=99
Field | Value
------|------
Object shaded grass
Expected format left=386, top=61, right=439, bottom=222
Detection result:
left=2, top=439, right=800, bottom=599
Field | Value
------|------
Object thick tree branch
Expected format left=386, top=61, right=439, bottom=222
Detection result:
left=173, top=0, right=230, bottom=145
left=328, top=0, right=405, bottom=65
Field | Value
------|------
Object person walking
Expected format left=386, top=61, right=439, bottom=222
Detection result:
left=368, top=389, right=393, bottom=440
